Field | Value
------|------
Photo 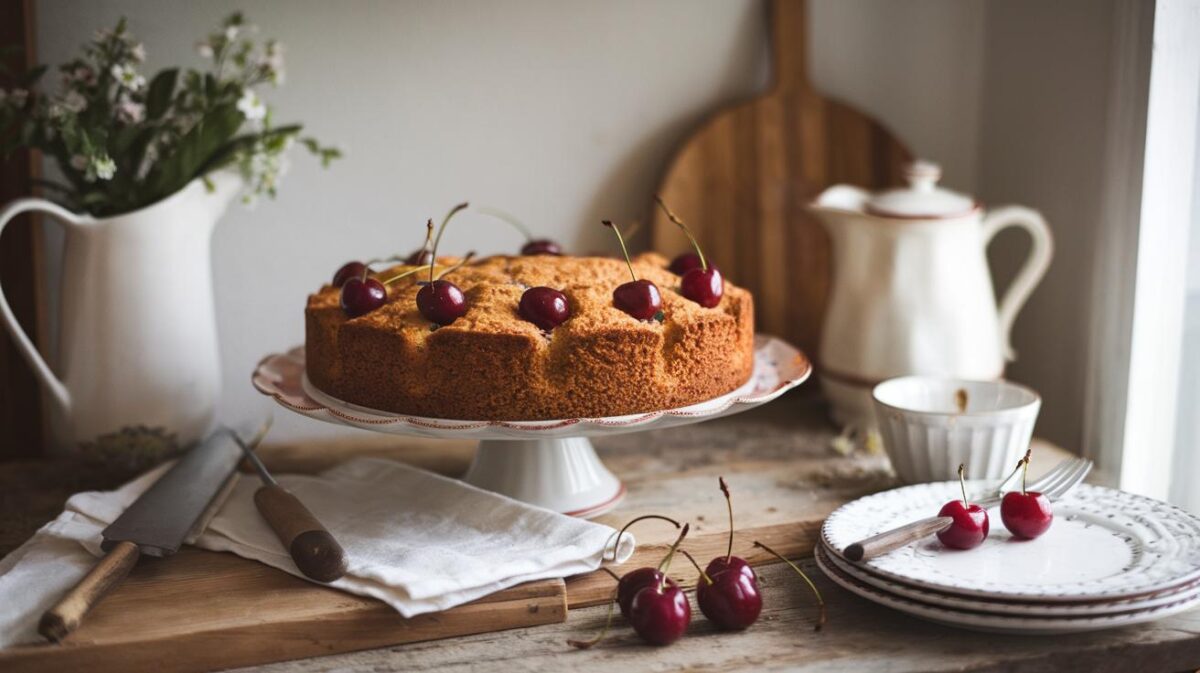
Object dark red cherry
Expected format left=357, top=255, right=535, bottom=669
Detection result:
left=681, top=267, right=724, bottom=308
left=332, top=261, right=367, bottom=287
left=617, top=567, right=679, bottom=619
left=519, top=286, right=570, bottom=331
left=697, top=563, right=762, bottom=631
left=1001, top=491, right=1053, bottom=539
left=705, top=555, right=754, bottom=582
left=405, top=248, right=432, bottom=265
left=669, top=253, right=703, bottom=276
left=613, top=280, right=662, bottom=321
left=340, top=277, right=387, bottom=318
left=628, top=583, right=690, bottom=646
left=416, top=280, right=467, bottom=325
left=936, top=500, right=989, bottom=550
left=521, top=239, right=562, bottom=256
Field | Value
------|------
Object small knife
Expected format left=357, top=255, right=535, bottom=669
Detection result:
left=232, top=421, right=347, bottom=583
left=38, top=420, right=266, bottom=642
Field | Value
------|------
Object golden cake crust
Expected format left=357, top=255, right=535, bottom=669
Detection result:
left=305, top=253, right=755, bottom=420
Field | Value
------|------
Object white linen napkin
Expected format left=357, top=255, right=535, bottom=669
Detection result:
left=0, top=457, right=633, bottom=648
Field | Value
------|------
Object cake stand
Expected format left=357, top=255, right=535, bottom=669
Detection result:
left=252, top=335, right=811, bottom=517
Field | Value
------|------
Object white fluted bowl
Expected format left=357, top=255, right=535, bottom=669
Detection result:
left=872, top=376, right=1041, bottom=484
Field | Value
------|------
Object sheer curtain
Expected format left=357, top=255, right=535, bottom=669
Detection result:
left=1169, top=120, right=1200, bottom=513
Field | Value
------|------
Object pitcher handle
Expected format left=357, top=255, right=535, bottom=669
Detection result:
left=981, top=206, right=1054, bottom=361
left=0, top=198, right=85, bottom=412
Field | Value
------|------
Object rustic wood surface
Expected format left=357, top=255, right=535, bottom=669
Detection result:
left=650, top=0, right=911, bottom=358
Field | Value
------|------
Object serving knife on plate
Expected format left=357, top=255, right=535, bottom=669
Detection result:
left=38, top=419, right=269, bottom=642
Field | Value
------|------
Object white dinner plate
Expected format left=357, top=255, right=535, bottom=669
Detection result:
left=821, top=482, right=1200, bottom=602
left=819, top=541, right=1200, bottom=616
left=814, top=544, right=1200, bottom=634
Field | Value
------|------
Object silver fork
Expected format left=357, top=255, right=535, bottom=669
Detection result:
left=841, top=457, right=1093, bottom=562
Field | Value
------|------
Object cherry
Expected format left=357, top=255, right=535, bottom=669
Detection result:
left=627, top=524, right=691, bottom=646
left=477, top=207, right=564, bottom=256
left=655, top=196, right=724, bottom=308
left=686, top=477, right=761, bottom=630
left=602, top=220, right=663, bottom=321
left=332, top=261, right=367, bottom=288
left=607, top=515, right=682, bottom=619
left=1000, top=450, right=1054, bottom=539
left=668, top=252, right=703, bottom=276
left=519, top=287, right=570, bottom=331
left=340, top=277, right=387, bottom=318
left=936, top=464, right=990, bottom=550
left=416, top=203, right=470, bottom=326
left=521, top=239, right=563, bottom=256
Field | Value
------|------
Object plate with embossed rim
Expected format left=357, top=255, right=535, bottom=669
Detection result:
left=814, top=544, right=1200, bottom=634
left=253, top=334, right=810, bottom=517
left=821, top=482, right=1200, bottom=602
left=818, top=542, right=1200, bottom=616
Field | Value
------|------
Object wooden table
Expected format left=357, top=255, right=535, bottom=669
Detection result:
left=3, top=391, right=1198, bottom=673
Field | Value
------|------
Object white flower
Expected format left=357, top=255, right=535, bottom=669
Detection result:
left=196, top=41, right=214, bottom=59
left=225, top=25, right=239, bottom=41
left=116, top=96, right=145, bottom=124
left=61, top=90, right=87, bottom=113
left=236, top=89, right=266, bottom=121
left=130, top=43, right=146, bottom=62
left=85, top=155, right=116, bottom=182
left=110, top=63, right=145, bottom=91
left=69, top=154, right=88, bottom=171
left=259, top=41, right=286, bottom=85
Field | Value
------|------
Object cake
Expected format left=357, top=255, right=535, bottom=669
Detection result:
left=305, top=252, right=755, bottom=420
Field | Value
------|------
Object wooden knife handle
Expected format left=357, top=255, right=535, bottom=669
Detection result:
left=254, top=484, right=347, bottom=583
left=842, top=516, right=954, bottom=562
left=39, top=540, right=140, bottom=642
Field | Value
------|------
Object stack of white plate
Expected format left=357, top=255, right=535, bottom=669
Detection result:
left=818, top=482, right=1200, bottom=634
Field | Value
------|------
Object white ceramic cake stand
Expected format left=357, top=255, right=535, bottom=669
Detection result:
left=252, top=335, right=811, bottom=517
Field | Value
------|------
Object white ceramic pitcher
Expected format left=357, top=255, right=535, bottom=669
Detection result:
left=809, top=161, right=1053, bottom=428
left=0, top=172, right=240, bottom=456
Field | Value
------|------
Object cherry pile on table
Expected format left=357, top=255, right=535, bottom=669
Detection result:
left=569, top=478, right=825, bottom=649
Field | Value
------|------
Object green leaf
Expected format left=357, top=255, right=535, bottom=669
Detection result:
left=144, top=103, right=243, bottom=202
left=145, top=68, right=178, bottom=120
left=200, top=123, right=301, bottom=175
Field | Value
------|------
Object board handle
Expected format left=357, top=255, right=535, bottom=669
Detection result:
left=254, top=485, right=347, bottom=582
left=39, top=540, right=140, bottom=642
left=770, top=0, right=812, bottom=93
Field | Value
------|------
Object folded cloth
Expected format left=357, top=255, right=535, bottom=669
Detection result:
left=0, top=457, right=633, bottom=648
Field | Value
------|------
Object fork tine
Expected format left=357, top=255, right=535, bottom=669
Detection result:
left=1036, top=459, right=1087, bottom=496
left=1045, top=460, right=1092, bottom=499
left=1025, top=457, right=1080, bottom=493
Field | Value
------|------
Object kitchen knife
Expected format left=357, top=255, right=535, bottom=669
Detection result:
left=232, top=421, right=348, bottom=583
left=38, top=420, right=267, bottom=642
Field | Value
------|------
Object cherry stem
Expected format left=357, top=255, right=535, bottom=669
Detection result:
left=435, top=251, right=476, bottom=280
left=753, top=541, right=826, bottom=631
left=597, top=566, right=621, bottom=583
left=429, top=202, right=469, bottom=283
left=719, top=476, right=734, bottom=563
left=958, top=463, right=968, bottom=507
left=654, top=196, right=707, bottom=271
left=611, top=514, right=680, bottom=562
left=567, top=584, right=620, bottom=650
left=1020, top=448, right=1032, bottom=495
left=379, top=263, right=435, bottom=286
left=418, top=218, right=434, bottom=255
left=996, top=457, right=1025, bottom=495
left=656, top=523, right=690, bottom=592
left=476, top=206, right=534, bottom=242
left=602, top=220, right=637, bottom=281
left=678, top=549, right=713, bottom=585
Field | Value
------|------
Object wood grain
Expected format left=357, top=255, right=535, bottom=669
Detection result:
left=37, top=541, right=140, bottom=642
left=253, top=485, right=347, bottom=583
left=650, top=0, right=911, bottom=358
left=1, top=550, right=566, bottom=673
left=0, top=0, right=45, bottom=460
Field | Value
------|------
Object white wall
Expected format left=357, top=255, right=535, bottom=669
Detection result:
left=33, top=0, right=1112, bottom=447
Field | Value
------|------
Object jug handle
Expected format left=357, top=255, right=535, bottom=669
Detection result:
left=982, top=206, right=1054, bottom=361
left=0, top=198, right=85, bottom=413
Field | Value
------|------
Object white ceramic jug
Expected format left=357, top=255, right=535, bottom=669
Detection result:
left=0, top=172, right=240, bottom=456
left=809, top=161, right=1053, bottom=428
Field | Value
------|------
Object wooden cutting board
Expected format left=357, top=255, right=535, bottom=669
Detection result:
left=650, top=0, right=911, bottom=358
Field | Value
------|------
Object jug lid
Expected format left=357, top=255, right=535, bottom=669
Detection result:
left=867, top=161, right=977, bottom=219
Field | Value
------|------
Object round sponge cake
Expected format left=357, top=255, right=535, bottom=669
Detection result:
left=305, top=252, right=754, bottom=420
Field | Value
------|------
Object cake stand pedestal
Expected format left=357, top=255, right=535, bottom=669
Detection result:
left=253, top=335, right=811, bottom=517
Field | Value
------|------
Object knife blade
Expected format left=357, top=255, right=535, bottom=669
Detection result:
left=38, top=420, right=267, bottom=642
